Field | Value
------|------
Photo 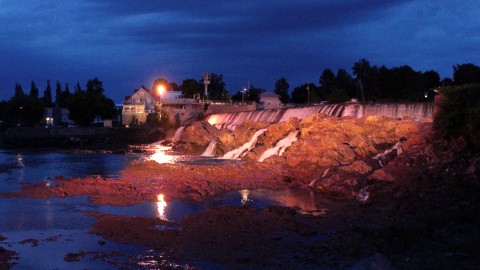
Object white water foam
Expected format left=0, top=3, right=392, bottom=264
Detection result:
left=172, top=126, right=185, bottom=141
left=222, top=129, right=267, bottom=159
left=258, top=130, right=299, bottom=162
left=201, top=140, right=217, bottom=157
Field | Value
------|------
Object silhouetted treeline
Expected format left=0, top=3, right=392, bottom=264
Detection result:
left=206, top=60, right=480, bottom=105
left=0, top=78, right=115, bottom=127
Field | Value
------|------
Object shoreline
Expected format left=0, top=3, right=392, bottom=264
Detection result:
left=0, top=126, right=165, bottom=149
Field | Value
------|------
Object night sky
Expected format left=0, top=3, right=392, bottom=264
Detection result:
left=1, top=0, right=478, bottom=103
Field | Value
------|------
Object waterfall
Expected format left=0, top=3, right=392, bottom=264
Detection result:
left=373, top=141, right=404, bottom=167
left=362, top=103, right=433, bottom=121
left=201, top=140, right=218, bottom=157
left=206, top=109, right=285, bottom=129
left=277, top=107, right=324, bottom=122
left=222, top=128, right=267, bottom=159
left=205, top=102, right=433, bottom=129
left=258, top=130, right=299, bottom=162
left=172, top=126, right=185, bottom=140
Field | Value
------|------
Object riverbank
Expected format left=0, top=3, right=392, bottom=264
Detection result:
left=0, top=127, right=165, bottom=149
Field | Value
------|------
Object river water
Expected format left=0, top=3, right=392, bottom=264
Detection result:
left=0, top=148, right=328, bottom=269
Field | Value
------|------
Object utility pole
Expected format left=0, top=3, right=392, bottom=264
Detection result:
left=203, top=73, right=210, bottom=102
left=307, top=83, right=310, bottom=106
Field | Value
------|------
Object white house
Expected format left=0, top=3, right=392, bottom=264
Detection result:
left=259, top=91, right=282, bottom=109
left=122, top=86, right=156, bottom=125
left=122, top=87, right=204, bottom=126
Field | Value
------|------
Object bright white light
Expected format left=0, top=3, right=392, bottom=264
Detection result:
left=157, top=85, right=166, bottom=98
left=149, top=151, right=176, bottom=164
left=156, top=194, right=167, bottom=220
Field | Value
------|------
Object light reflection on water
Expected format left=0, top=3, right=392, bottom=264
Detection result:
left=0, top=147, right=330, bottom=269
left=137, top=188, right=328, bottom=223
left=144, top=144, right=245, bottom=166
left=156, top=194, right=167, bottom=220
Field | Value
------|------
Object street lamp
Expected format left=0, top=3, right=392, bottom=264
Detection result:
left=157, top=85, right=166, bottom=101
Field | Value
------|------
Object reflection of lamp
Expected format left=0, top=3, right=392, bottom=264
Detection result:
left=240, top=189, right=250, bottom=205
left=156, top=194, right=167, bottom=220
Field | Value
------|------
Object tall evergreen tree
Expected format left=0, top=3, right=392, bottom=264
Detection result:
left=75, top=82, right=82, bottom=93
left=65, top=83, right=70, bottom=94
left=29, top=81, right=39, bottom=99
left=14, top=83, right=24, bottom=98
left=55, top=81, right=62, bottom=105
left=43, top=80, right=53, bottom=106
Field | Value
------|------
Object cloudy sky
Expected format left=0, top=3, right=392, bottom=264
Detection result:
left=0, top=0, right=479, bottom=103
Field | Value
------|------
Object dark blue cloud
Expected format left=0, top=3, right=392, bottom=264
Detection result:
left=0, top=0, right=478, bottom=102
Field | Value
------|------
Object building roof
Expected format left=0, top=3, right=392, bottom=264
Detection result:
left=260, top=91, right=279, bottom=98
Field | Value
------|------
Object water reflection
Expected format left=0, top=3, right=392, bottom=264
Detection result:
left=146, top=145, right=182, bottom=164
left=16, top=153, right=25, bottom=167
left=156, top=194, right=167, bottom=220
left=149, top=151, right=178, bottom=164
left=148, top=188, right=330, bottom=223
left=240, top=189, right=250, bottom=205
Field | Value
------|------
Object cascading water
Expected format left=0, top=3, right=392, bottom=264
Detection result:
left=201, top=140, right=218, bottom=157
left=362, top=103, right=433, bottom=121
left=206, top=109, right=285, bottom=129
left=205, top=102, right=433, bottom=129
left=172, top=126, right=185, bottom=141
left=372, top=140, right=404, bottom=167
left=222, top=128, right=267, bottom=159
left=258, top=130, right=299, bottom=162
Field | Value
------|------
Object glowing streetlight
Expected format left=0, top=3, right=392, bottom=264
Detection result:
left=157, top=84, right=166, bottom=100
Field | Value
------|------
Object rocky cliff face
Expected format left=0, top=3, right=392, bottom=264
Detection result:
left=174, top=113, right=431, bottom=197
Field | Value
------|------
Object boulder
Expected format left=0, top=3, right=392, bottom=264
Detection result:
left=309, top=170, right=360, bottom=198
left=395, top=122, right=420, bottom=138
left=264, top=118, right=299, bottom=147
left=340, top=160, right=373, bottom=175
left=368, top=168, right=394, bottom=182
left=401, top=133, right=427, bottom=151
left=178, top=121, right=221, bottom=154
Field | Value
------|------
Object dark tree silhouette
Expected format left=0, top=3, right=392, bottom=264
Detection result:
left=453, top=63, right=480, bottom=85
left=29, top=81, right=39, bottom=99
left=43, top=80, right=53, bottom=106
left=274, top=77, right=290, bottom=104
left=180, top=78, right=202, bottom=99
